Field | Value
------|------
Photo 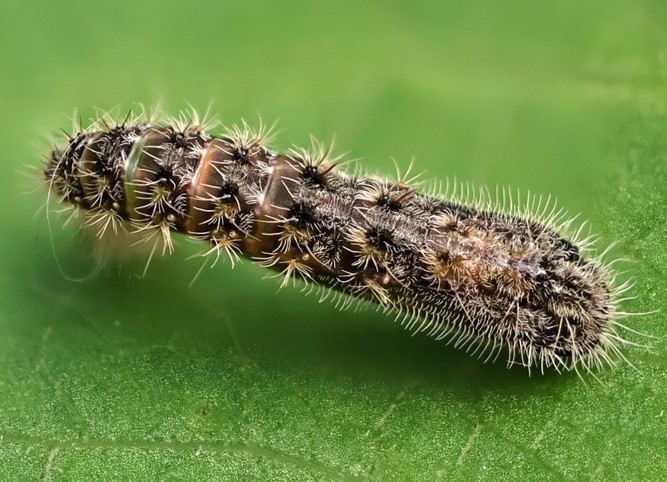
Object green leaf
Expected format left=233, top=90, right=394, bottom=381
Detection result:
left=0, top=0, right=665, bottom=480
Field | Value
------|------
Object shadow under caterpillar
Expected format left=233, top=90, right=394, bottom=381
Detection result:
left=43, top=109, right=639, bottom=376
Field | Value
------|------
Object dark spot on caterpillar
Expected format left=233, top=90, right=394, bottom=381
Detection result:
left=218, top=181, right=239, bottom=202
left=377, top=192, right=403, bottom=211
left=172, top=131, right=186, bottom=148
left=557, top=239, right=581, bottom=262
left=233, top=147, right=249, bottom=164
left=302, top=165, right=326, bottom=186
left=289, top=200, right=315, bottom=227
left=366, top=226, right=394, bottom=251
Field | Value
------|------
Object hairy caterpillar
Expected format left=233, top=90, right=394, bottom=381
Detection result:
left=43, top=109, right=635, bottom=375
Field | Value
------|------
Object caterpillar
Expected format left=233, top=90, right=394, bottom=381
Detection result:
left=43, top=109, right=635, bottom=375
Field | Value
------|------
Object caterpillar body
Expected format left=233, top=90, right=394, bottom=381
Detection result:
left=44, top=110, right=632, bottom=375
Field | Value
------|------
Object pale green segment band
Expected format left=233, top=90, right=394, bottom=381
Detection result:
left=123, top=133, right=153, bottom=220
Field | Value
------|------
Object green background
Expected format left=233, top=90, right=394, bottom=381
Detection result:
left=1, top=1, right=665, bottom=480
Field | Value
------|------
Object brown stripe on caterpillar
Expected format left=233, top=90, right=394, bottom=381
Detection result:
left=43, top=109, right=644, bottom=376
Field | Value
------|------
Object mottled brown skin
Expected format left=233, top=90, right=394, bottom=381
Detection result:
left=45, top=121, right=617, bottom=372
